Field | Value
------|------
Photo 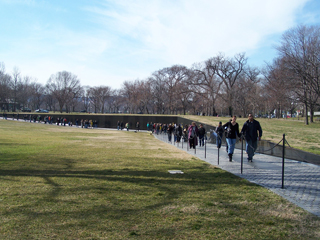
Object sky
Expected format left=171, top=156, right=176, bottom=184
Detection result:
left=1, top=0, right=320, bottom=89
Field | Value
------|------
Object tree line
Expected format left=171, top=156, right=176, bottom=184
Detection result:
left=0, top=25, right=319, bottom=124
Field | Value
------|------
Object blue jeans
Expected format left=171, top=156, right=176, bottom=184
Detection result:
left=246, top=139, right=258, bottom=160
left=168, top=133, right=172, bottom=142
left=213, top=132, right=222, bottom=148
left=226, top=138, right=236, bottom=154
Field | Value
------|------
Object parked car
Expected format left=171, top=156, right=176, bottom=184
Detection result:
left=21, top=108, right=31, bottom=112
left=35, top=109, right=49, bottom=113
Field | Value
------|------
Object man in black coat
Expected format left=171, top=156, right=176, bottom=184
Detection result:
left=198, top=124, right=206, bottom=147
left=241, top=113, right=262, bottom=162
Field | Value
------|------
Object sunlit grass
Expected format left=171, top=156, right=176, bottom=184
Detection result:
left=0, top=120, right=319, bottom=239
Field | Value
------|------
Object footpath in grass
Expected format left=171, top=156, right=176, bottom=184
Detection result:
left=0, top=120, right=319, bottom=239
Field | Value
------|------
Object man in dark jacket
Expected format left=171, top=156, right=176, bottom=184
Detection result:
left=167, top=124, right=174, bottom=142
left=214, top=121, right=224, bottom=148
left=241, top=113, right=262, bottom=162
left=174, top=124, right=183, bottom=143
left=198, top=124, right=206, bottom=147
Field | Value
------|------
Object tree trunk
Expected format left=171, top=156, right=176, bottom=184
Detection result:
left=305, top=102, right=309, bottom=125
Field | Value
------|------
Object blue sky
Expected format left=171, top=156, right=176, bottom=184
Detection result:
left=1, top=0, right=320, bottom=89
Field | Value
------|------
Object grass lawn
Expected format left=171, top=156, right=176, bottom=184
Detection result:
left=184, top=116, right=320, bottom=156
left=0, top=120, right=319, bottom=239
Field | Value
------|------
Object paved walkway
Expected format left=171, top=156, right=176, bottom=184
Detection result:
left=154, top=133, right=320, bottom=218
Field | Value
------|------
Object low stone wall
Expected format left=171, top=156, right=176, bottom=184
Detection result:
left=253, top=140, right=320, bottom=165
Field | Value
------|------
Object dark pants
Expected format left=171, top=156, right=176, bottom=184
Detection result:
left=199, top=135, right=205, bottom=146
left=189, top=137, right=196, bottom=149
left=246, top=139, right=258, bottom=160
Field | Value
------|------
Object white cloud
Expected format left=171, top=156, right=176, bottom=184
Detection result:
left=1, top=0, right=314, bottom=89
left=88, top=0, right=310, bottom=65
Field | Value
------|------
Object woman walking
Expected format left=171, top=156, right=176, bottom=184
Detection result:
left=188, top=122, right=199, bottom=149
left=222, top=116, right=240, bottom=162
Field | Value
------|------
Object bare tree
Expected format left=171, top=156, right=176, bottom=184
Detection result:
left=46, top=71, right=82, bottom=113
left=262, top=58, right=295, bottom=118
left=120, top=80, right=138, bottom=113
left=43, top=88, right=57, bottom=112
left=176, top=78, right=194, bottom=115
left=276, top=25, right=320, bottom=124
left=80, top=86, right=91, bottom=112
left=192, top=62, right=222, bottom=116
left=11, top=67, right=21, bottom=112
left=29, top=82, right=45, bottom=110
left=108, top=90, right=122, bottom=113
left=87, top=86, right=112, bottom=113
left=136, top=80, right=153, bottom=114
left=233, top=66, right=261, bottom=116
left=0, top=63, right=12, bottom=111
left=18, top=76, right=34, bottom=110
left=206, top=53, right=247, bottom=116
left=152, top=65, right=189, bottom=114
left=149, top=71, right=167, bottom=114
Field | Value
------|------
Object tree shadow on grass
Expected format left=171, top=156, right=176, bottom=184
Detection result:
left=1, top=162, right=319, bottom=239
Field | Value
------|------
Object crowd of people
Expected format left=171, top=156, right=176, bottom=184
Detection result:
left=2, top=113, right=99, bottom=129
left=141, top=113, right=262, bottom=162
left=4, top=112, right=263, bottom=162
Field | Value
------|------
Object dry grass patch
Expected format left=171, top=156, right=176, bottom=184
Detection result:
left=0, top=120, right=320, bottom=239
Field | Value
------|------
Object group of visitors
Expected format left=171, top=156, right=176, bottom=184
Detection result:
left=165, top=123, right=184, bottom=143
left=186, top=122, right=207, bottom=149
left=117, top=121, right=130, bottom=131
left=80, top=119, right=98, bottom=128
left=211, top=114, right=262, bottom=162
left=161, top=113, right=262, bottom=162
left=5, top=111, right=262, bottom=161
left=3, top=113, right=100, bottom=129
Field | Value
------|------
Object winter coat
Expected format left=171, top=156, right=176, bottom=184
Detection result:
left=198, top=126, right=206, bottom=136
left=222, top=121, right=240, bottom=139
left=188, top=125, right=199, bottom=145
left=215, top=125, right=224, bottom=138
left=175, top=125, right=183, bottom=137
left=241, top=119, right=262, bottom=142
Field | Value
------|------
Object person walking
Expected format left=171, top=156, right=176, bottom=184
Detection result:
left=223, top=116, right=240, bottom=162
left=213, top=121, right=224, bottom=149
left=167, top=124, right=174, bottom=142
left=188, top=122, right=199, bottom=149
left=198, top=124, right=206, bottom=147
left=241, top=113, right=263, bottom=162
left=175, top=124, right=183, bottom=143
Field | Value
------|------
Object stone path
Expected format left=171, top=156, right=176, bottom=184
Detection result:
left=154, top=133, right=320, bottom=218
